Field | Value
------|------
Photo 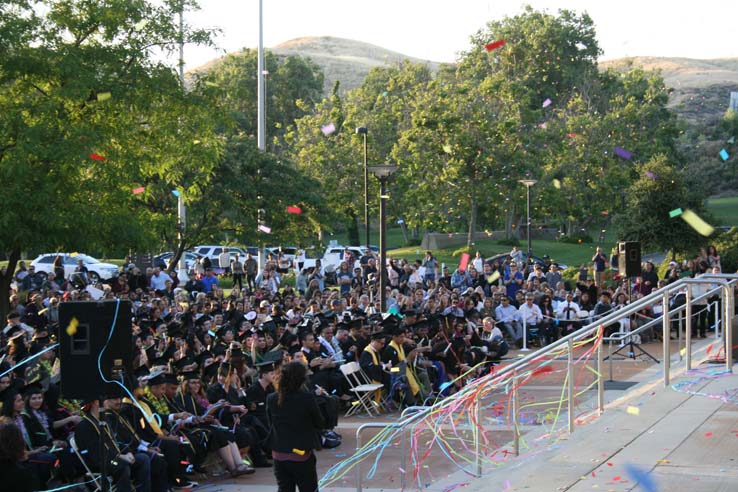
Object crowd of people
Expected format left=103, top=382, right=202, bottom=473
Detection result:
left=0, top=242, right=729, bottom=491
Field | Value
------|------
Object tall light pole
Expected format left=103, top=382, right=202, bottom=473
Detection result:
left=355, top=127, right=369, bottom=248
left=369, top=163, right=398, bottom=312
left=176, top=3, right=187, bottom=279
left=256, top=0, right=267, bottom=274
left=519, top=178, right=538, bottom=264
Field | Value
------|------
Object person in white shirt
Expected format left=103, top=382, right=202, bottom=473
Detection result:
left=218, top=248, right=231, bottom=271
left=556, top=292, right=582, bottom=336
left=518, top=295, right=543, bottom=344
left=494, top=296, right=520, bottom=344
left=149, top=266, right=171, bottom=291
left=472, top=251, right=484, bottom=274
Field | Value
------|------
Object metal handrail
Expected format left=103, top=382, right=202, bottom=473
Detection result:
left=352, top=274, right=737, bottom=492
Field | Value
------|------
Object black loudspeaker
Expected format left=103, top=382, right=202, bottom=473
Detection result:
left=59, top=300, right=134, bottom=400
left=618, top=241, right=642, bottom=277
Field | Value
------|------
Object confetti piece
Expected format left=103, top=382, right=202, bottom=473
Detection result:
left=258, top=224, right=272, bottom=234
left=89, top=153, right=106, bottom=161
left=627, top=406, right=640, bottom=415
left=552, top=178, right=561, bottom=189
left=680, top=209, right=715, bottom=236
left=613, top=476, right=621, bottom=481
left=171, top=190, right=180, bottom=197
left=705, top=432, right=713, bottom=437
left=484, top=39, right=506, bottom=51
left=729, top=136, right=736, bottom=144
left=600, top=211, right=609, bottom=215
left=542, top=98, right=552, bottom=108
left=134, top=19, right=148, bottom=31
left=680, top=348, right=686, bottom=356
left=624, top=464, right=657, bottom=492
left=669, top=208, right=683, bottom=218
left=566, top=133, right=577, bottom=138
left=132, top=187, right=145, bottom=195
left=96, top=92, right=111, bottom=102
left=66, top=317, right=79, bottom=336
left=645, top=171, right=658, bottom=179
left=70, top=252, right=78, bottom=257
left=614, top=146, right=632, bottom=160
left=656, top=459, right=670, bottom=464
left=193, top=140, right=201, bottom=145
left=719, top=149, right=729, bottom=161
left=321, top=123, right=336, bottom=135
left=607, top=462, right=614, bottom=467
left=538, top=122, right=547, bottom=129
left=486, top=271, right=501, bottom=283
left=442, top=144, right=452, bottom=154
left=204, top=81, right=219, bottom=87
left=459, top=252, right=470, bottom=271
left=287, top=205, right=302, bottom=214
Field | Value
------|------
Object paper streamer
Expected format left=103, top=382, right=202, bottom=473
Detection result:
left=458, top=253, right=470, bottom=272
left=614, top=146, right=632, bottom=160
left=486, top=271, right=501, bottom=283
left=484, top=39, right=506, bottom=51
left=680, top=209, right=715, bottom=236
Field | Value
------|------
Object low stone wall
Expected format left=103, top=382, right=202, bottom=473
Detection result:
left=422, top=228, right=559, bottom=250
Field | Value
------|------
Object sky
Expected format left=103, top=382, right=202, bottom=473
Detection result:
left=181, top=0, right=738, bottom=71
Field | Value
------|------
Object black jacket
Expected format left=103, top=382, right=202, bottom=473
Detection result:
left=266, top=390, right=324, bottom=453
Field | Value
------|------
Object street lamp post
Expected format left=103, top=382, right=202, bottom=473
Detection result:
left=519, top=179, right=538, bottom=264
left=356, top=127, right=369, bottom=248
left=369, top=163, right=398, bottom=312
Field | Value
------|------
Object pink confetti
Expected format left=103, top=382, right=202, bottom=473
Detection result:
left=645, top=171, right=658, bottom=179
left=705, top=432, right=713, bottom=437
left=258, top=224, right=272, bottom=234
left=613, top=476, right=621, bottom=481
left=89, top=153, right=106, bottom=161
left=542, top=98, right=552, bottom=108
left=607, top=462, right=614, bottom=467
left=132, top=187, right=145, bottom=195
left=321, top=123, right=336, bottom=135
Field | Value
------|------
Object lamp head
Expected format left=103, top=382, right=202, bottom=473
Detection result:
left=519, top=179, right=538, bottom=187
left=369, top=163, right=398, bottom=178
left=355, top=126, right=368, bottom=135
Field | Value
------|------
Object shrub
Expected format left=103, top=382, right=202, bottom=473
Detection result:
left=497, top=237, right=520, bottom=247
left=559, top=233, right=593, bottom=244
left=712, top=227, right=738, bottom=273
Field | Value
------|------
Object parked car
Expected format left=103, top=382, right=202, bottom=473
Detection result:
left=485, top=253, right=568, bottom=271
left=190, top=245, right=248, bottom=264
left=319, top=245, right=371, bottom=272
left=154, top=251, right=198, bottom=270
left=31, top=253, right=120, bottom=281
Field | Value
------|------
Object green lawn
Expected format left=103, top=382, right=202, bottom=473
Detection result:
left=706, top=197, right=738, bottom=226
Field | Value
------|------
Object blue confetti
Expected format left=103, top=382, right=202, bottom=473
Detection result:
left=624, top=463, right=657, bottom=492
left=720, top=149, right=729, bottom=161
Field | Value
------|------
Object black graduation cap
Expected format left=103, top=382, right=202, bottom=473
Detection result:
left=278, top=330, right=296, bottom=347
left=261, top=319, right=277, bottom=335
left=202, top=363, right=218, bottom=381
left=370, top=330, right=387, bottom=341
left=400, top=307, right=419, bottom=316
left=379, top=314, right=401, bottom=329
left=166, top=322, right=185, bottom=339
left=263, top=349, right=284, bottom=365
left=211, top=343, right=227, bottom=357
left=408, top=319, right=432, bottom=332
left=22, top=381, right=44, bottom=398
left=134, top=365, right=150, bottom=379
left=146, top=373, right=167, bottom=386
left=173, top=357, right=194, bottom=371
left=385, top=324, right=407, bottom=337
left=149, top=355, right=170, bottom=368
left=217, top=362, right=232, bottom=376
left=195, top=351, right=214, bottom=367
left=228, top=343, right=244, bottom=359
left=286, top=345, right=302, bottom=357
left=256, top=360, right=278, bottom=374
left=180, top=370, right=200, bottom=381
left=348, top=318, right=365, bottom=330
left=194, top=315, right=213, bottom=328
left=162, top=373, right=179, bottom=385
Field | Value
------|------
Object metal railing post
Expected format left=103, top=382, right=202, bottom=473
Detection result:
left=725, top=285, right=733, bottom=371
left=677, top=303, right=683, bottom=361
left=512, top=370, right=520, bottom=456
left=663, top=291, right=671, bottom=387
left=568, top=338, right=574, bottom=433
left=597, top=327, right=604, bottom=414
left=356, top=429, right=363, bottom=492
left=400, top=426, right=406, bottom=489
left=475, top=393, right=482, bottom=477
left=685, top=284, right=692, bottom=370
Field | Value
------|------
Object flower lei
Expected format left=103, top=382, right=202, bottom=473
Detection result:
left=144, top=387, right=170, bottom=415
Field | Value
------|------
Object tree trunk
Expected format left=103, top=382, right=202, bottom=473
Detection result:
left=466, top=196, right=477, bottom=248
left=0, top=247, right=21, bottom=323
left=412, top=225, right=419, bottom=241
left=399, top=222, right=409, bottom=244
left=347, top=210, right=360, bottom=245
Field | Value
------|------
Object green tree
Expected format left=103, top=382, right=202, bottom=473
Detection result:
left=614, top=155, right=707, bottom=255
left=0, top=0, right=221, bottom=318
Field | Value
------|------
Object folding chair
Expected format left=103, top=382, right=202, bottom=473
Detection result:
left=339, top=361, right=385, bottom=417
left=70, top=434, right=115, bottom=492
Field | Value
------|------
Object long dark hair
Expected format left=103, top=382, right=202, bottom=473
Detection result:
left=277, top=361, right=307, bottom=408
left=0, top=419, right=26, bottom=463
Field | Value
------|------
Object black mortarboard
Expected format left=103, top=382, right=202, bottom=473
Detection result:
left=262, top=349, right=284, bottom=365
left=286, top=345, right=302, bottom=357
left=195, top=351, right=213, bottom=367
left=134, top=365, right=150, bottom=379
left=256, top=360, right=278, bottom=374
left=261, top=319, right=277, bottom=335
left=173, top=357, right=194, bottom=371
left=166, top=322, right=185, bottom=339
left=22, top=381, right=44, bottom=398
left=181, top=370, right=200, bottom=381
left=385, top=325, right=407, bottom=337
left=217, top=362, right=232, bottom=376
left=370, top=330, right=387, bottom=341
left=379, top=314, right=401, bottom=329
left=202, top=363, right=218, bottom=381
left=278, top=330, right=296, bottom=347
left=162, top=373, right=179, bottom=385
left=146, top=373, right=167, bottom=386
left=211, top=343, right=226, bottom=357
left=149, top=355, right=170, bottom=368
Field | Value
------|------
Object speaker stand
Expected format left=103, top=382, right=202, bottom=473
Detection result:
left=608, top=339, right=659, bottom=363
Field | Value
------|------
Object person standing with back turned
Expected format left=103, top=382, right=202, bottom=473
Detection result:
left=267, top=361, right=324, bottom=492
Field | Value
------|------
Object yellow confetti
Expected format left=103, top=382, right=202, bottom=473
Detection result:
left=656, top=459, right=670, bottom=464
left=66, top=317, right=79, bottom=336
left=680, top=209, right=715, bottom=237
left=96, top=92, right=111, bottom=102
left=70, top=252, right=78, bottom=257
left=552, top=178, right=561, bottom=189
left=134, top=19, right=148, bottom=31
left=486, top=271, right=501, bottom=283
left=680, top=348, right=686, bottom=356
left=442, top=144, right=452, bottom=154
left=626, top=405, right=640, bottom=415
